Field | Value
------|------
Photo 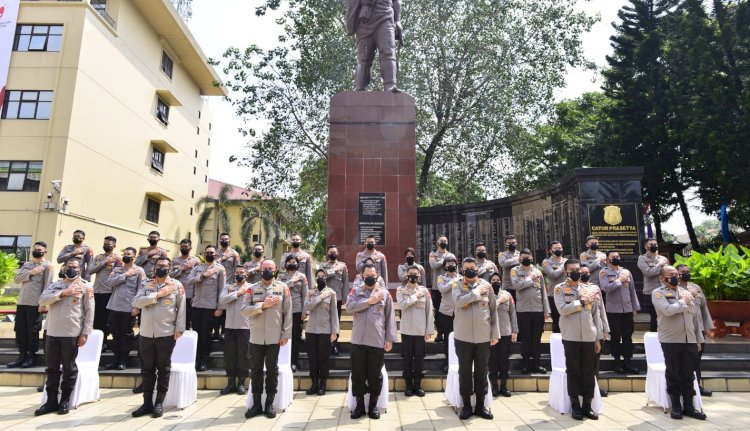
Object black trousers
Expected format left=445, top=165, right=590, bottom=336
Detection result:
left=249, top=343, right=280, bottom=395
left=608, top=312, right=635, bottom=363
left=306, top=332, right=332, bottom=380
left=518, top=311, right=544, bottom=365
left=14, top=304, right=41, bottom=354
left=224, top=328, right=249, bottom=378
left=108, top=310, right=134, bottom=364
left=661, top=342, right=698, bottom=397
left=563, top=340, right=596, bottom=399
left=192, top=307, right=215, bottom=357
left=45, top=336, right=79, bottom=402
left=212, top=310, right=225, bottom=335
left=438, top=312, right=454, bottom=360
left=93, top=293, right=111, bottom=341
left=432, top=289, right=442, bottom=334
left=401, top=334, right=426, bottom=380
left=351, top=344, right=385, bottom=397
left=334, top=299, right=343, bottom=344
left=185, top=298, right=193, bottom=330
left=455, top=339, right=490, bottom=398
left=489, top=336, right=512, bottom=383
left=292, top=312, right=303, bottom=364
left=548, top=296, right=560, bottom=333
left=139, top=336, right=176, bottom=394
left=642, top=294, right=658, bottom=332
left=697, top=333, right=706, bottom=385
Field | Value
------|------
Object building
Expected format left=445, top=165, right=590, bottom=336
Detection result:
left=0, top=0, right=226, bottom=266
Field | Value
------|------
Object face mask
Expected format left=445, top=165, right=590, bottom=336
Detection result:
left=521, top=257, right=532, bottom=266
left=407, top=274, right=418, bottom=283
left=291, top=241, right=301, bottom=248
left=32, top=250, right=45, bottom=258
left=261, top=269, right=274, bottom=280
left=666, top=276, right=679, bottom=286
left=491, top=282, right=502, bottom=293
left=220, top=241, right=229, bottom=247
left=589, top=243, right=599, bottom=250
left=287, top=264, right=298, bottom=271
left=180, top=248, right=190, bottom=256
left=438, top=242, right=448, bottom=249
left=329, top=253, right=338, bottom=261
left=155, top=267, right=169, bottom=278
left=366, top=243, right=375, bottom=250
left=364, top=276, right=377, bottom=287
left=122, top=255, right=133, bottom=264
left=508, top=244, right=517, bottom=251
left=205, top=254, right=215, bottom=262
left=477, top=251, right=486, bottom=259
left=569, top=271, right=581, bottom=282
left=58, top=270, right=65, bottom=279
left=553, top=250, right=563, bottom=257
left=405, top=256, right=415, bottom=265
left=611, top=258, right=621, bottom=266
left=72, top=237, right=83, bottom=244
left=148, top=239, right=158, bottom=246
left=580, top=273, right=591, bottom=282
left=681, top=273, right=691, bottom=282
left=253, top=250, right=263, bottom=258
left=64, top=268, right=79, bottom=279
left=316, top=279, right=326, bottom=290
left=648, top=244, right=658, bottom=253
left=103, top=245, right=114, bottom=253
left=235, top=274, right=246, bottom=283
left=463, top=269, right=478, bottom=279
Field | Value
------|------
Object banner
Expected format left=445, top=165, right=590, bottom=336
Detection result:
left=0, top=0, right=21, bottom=114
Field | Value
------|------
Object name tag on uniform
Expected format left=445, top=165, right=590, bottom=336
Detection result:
left=327, top=269, right=335, bottom=275
left=373, top=304, right=383, bottom=315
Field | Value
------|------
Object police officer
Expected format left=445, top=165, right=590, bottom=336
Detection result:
left=35, top=258, right=94, bottom=416
left=676, top=263, right=714, bottom=397
left=638, top=238, right=669, bottom=331
left=475, top=242, right=499, bottom=282
left=542, top=241, right=566, bottom=333
left=453, top=257, right=499, bottom=420
left=244, top=243, right=266, bottom=284
left=280, top=233, right=314, bottom=289
left=218, top=266, right=251, bottom=395
left=215, top=233, right=241, bottom=341
left=581, top=266, right=610, bottom=398
left=437, top=256, right=460, bottom=372
left=600, top=250, right=640, bottom=374
left=187, top=245, right=226, bottom=371
left=489, top=272, right=517, bottom=398
left=106, top=247, right=146, bottom=370
left=87, top=236, right=120, bottom=351
left=512, top=248, right=550, bottom=374
left=10, top=241, right=53, bottom=368
left=131, top=256, right=186, bottom=418
left=278, top=254, right=308, bottom=372
left=652, top=266, right=707, bottom=420
left=398, top=265, right=434, bottom=397
left=497, top=235, right=520, bottom=301
left=56, top=229, right=93, bottom=280
left=353, top=257, right=387, bottom=289
left=304, top=269, right=340, bottom=396
left=429, top=236, right=455, bottom=343
left=398, top=247, right=426, bottom=287
left=347, top=264, right=397, bottom=420
left=170, top=239, right=200, bottom=330
left=554, top=259, right=603, bottom=421
left=242, top=260, right=292, bottom=419
left=319, top=245, right=348, bottom=355
left=579, top=236, right=606, bottom=287
left=356, top=235, right=388, bottom=284
left=135, top=231, right=168, bottom=278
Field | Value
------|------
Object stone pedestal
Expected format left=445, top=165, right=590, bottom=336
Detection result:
left=327, top=91, right=417, bottom=286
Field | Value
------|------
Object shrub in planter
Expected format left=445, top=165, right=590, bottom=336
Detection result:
left=0, top=252, right=19, bottom=295
left=673, top=244, right=750, bottom=301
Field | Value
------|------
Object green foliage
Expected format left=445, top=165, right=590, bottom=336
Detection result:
left=674, top=244, right=750, bottom=300
left=0, top=295, right=18, bottom=306
left=0, top=252, right=19, bottom=294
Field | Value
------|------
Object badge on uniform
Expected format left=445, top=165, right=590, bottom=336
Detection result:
left=165, top=299, right=172, bottom=305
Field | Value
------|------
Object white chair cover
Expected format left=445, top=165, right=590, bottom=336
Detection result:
left=41, top=329, right=103, bottom=408
left=162, top=330, right=198, bottom=409
left=245, top=340, right=294, bottom=412
left=643, top=332, right=703, bottom=412
left=444, top=332, right=493, bottom=410
left=547, top=333, right=603, bottom=415
left=346, top=365, right=389, bottom=412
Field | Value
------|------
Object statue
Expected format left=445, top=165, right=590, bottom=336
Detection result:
left=346, top=0, right=403, bottom=93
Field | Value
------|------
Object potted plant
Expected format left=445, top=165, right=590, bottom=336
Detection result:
left=0, top=251, right=19, bottom=296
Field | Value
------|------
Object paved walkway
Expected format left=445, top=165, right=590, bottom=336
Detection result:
left=0, top=387, right=747, bottom=430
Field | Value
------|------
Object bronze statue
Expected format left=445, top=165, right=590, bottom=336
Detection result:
left=346, top=0, right=403, bottom=93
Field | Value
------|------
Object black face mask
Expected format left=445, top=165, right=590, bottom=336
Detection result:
left=438, top=242, right=448, bottom=249
left=148, top=239, right=158, bottom=246
left=235, top=274, right=246, bottom=283
left=648, top=244, right=658, bottom=253
left=103, top=245, right=114, bottom=253
left=32, top=250, right=45, bottom=258
left=477, top=251, right=486, bottom=259
left=58, top=270, right=65, bottom=279
left=316, top=278, right=326, bottom=290
left=180, top=248, right=190, bottom=256
left=366, top=243, right=375, bottom=250
left=405, top=256, right=415, bottom=265
left=122, top=256, right=133, bottom=264
left=580, top=273, right=591, bottom=282
left=407, top=274, right=418, bottom=283
left=364, top=276, right=377, bottom=287
left=589, top=243, right=599, bottom=250
left=220, top=241, right=229, bottom=247
left=666, top=276, right=679, bottom=286
left=521, top=257, right=532, bottom=266
left=155, top=267, right=169, bottom=278
left=253, top=250, right=263, bottom=258
left=65, top=268, right=79, bottom=279
left=72, top=237, right=83, bottom=244
left=287, top=264, right=298, bottom=271
left=205, top=254, right=216, bottom=262
left=261, top=269, right=274, bottom=280
left=291, top=241, right=301, bottom=248
left=329, top=253, right=338, bottom=261
left=553, top=250, right=563, bottom=257
left=611, top=258, right=621, bottom=266
left=681, top=273, right=691, bottom=282
left=445, top=264, right=457, bottom=273
left=508, top=244, right=517, bottom=251
left=463, top=269, right=478, bottom=279
left=569, top=271, right=581, bottom=281
left=491, top=282, right=502, bottom=294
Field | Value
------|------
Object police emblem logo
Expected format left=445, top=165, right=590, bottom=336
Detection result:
left=603, top=205, right=623, bottom=226
left=165, top=299, right=172, bottom=305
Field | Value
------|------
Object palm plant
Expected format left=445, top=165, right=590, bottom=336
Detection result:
left=240, top=199, right=285, bottom=256
left=195, top=183, right=234, bottom=245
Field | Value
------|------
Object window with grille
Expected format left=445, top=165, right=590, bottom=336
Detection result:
left=151, top=147, right=165, bottom=173
left=14, top=25, right=63, bottom=52
left=146, top=198, right=161, bottom=224
left=0, top=161, right=42, bottom=191
left=160, top=51, right=173, bottom=79
left=156, top=98, right=169, bottom=125
left=2, top=90, right=53, bottom=119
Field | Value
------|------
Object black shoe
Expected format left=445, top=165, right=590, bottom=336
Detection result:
left=474, top=402, right=493, bottom=420
left=132, top=403, right=154, bottom=417
left=197, top=361, right=208, bottom=372
left=152, top=403, right=164, bottom=418
left=105, top=363, right=119, bottom=370
left=582, top=399, right=598, bottom=420
left=331, top=344, right=339, bottom=356
left=404, top=378, right=413, bottom=397
left=7, top=353, right=25, bottom=369
left=435, top=334, right=444, bottom=343
left=20, top=353, right=35, bottom=368
left=220, top=378, right=237, bottom=395
left=57, top=400, right=70, bottom=415
left=499, top=387, right=512, bottom=397
left=624, top=365, right=640, bottom=374
left=491, top=381, right=500, bottom=397
left=670, top=394, right=683, bottom=419
left=351, top=396, right=366, bottom=419
left=237, top=382, right=247, bottom=395
left=306, top=380, right=319, bottom=396
left=36, top=385, right=44, bottom=393
left=570, top=397, right=583, bottom=420
left=600, top=388, right=609, bottom=397
left=414, top=379, right=425, bottom=397
left=521, top=366, right=531, bottom=374
left=116, top=363, right=127, bottom=371
left=265, top=396, right=276, bottom=419
left=458, top=398, right=472, bottom=420
left=534, top=366, right=547, bottom=374
left=245, top=394, right=263, bottom=418
left=317, top=380, right=327, bottom=396
left=35, top=401, right=59, bottom=416
left=614, top=366, right=626, bottom=375
left=132, top=383, right=144, bottom=394
left=368, top=398, right=380, bottom=420
left=699, top=386, right=713, bottom=397
left=684, top=397, right=707, bottom=420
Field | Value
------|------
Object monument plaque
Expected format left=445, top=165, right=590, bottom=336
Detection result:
left=587, top=203, right=640, bottom=256
left=359, top=192, right=386, bottom=244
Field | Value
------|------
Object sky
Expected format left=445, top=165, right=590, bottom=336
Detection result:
left=186, top=0, right=714, bottom=236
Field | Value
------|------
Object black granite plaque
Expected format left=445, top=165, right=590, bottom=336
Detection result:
left=587, top=203, right=640, bottom=256
left=359, top=192, right=386, bottom=245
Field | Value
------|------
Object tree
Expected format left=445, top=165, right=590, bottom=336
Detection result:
left=195, top=183, right=233, bottom=245
left=239, top=199, right=286, bottom=258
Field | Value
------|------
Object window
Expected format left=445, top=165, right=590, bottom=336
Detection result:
left=156, top=98, right=169, bottom=125
left=252, top=234, right=260, bottom=243
left=209, top=122, right=212, bottom=131
left=190, top=207, right=193, bottom=216
left=2, top=90, right=53, bottom=119
left=160, top=51, right=173, bottom=79
left=198, top=111, right=201, bottom=119
left=191, top=190, right=194, bottom=198
left=204, top=175, right=207, bottom=183
left=14, top=25, right=63, bottom=52
left=0, top=235, right=33, bottom=262
left=207, top=138, right=211, bottom=146
left=0, top=161, right=42, bottom=191
left=193, top=167, right=196, bottom=175
left=146, top=198, right=160, bottom=224
left=151, top=147, right=165, bottom=173
left=194, top=150, right=198, bottom=158
left=205, top=160, right=209, bottom=168
left=197, top=126, right=200, bottom=135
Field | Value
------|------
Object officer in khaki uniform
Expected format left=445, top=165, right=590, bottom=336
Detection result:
left=437, top=256, right=460, bottom=372
left=319, top=245, right=348, bottom=355
left=397, top=265, right=434, bottom=397
left=135, top=231, right=169, bottom=278
left=35, top=258, right=94, bottom=416
left=555, top=259, right=603, bottom=421
left=87, top=236, right=120, bottom=347
left=580, top=266, right=610, bottom=398
left=56, top=229, right=94, bottom=280
left=356, top=234, right=389, bottom=284
left=347, top=264, right=397, bottom=420
left=511, top=248, right=550, bottom=374
left=579, top=236, right=607, bottom=287
left=244, top=243, right=266, bottom=284
left=398, top=247, right=427, bottom=287
left=215, top=233, right=241, bottom=340
left=131, top=256, right=186, bottom=418
left=106, top=247, right=146, bottom=370
left=429, top=236, right=455, bottom=342
left=279, top=254, right=309, bottom=371
left=638, top=238, right=669, bottom=331
left=452, top=257, right=499, bottom=420
left=242, top=260, right=293, bottom=419
left=170, top=239, right=200, bottom=329
left=474, top=242, right=499, bottom=282
left=218, top=266, right=251, bottom=396
left=676, top=263, right=714, bottom=396
left=600, top=250, right=640, bottom=374
left=489, top=272, right=517, bottom=398
left=497, top=235, right=520, bottom=299
left=280, top=233, right=314, bottom=289
left=652, top=266, right=707, bottom=420
left=542, top=241, right=566, bottom=333
left=303, top=269, right=340, bottom=396
left=186, top=245, right=226, bottom=371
